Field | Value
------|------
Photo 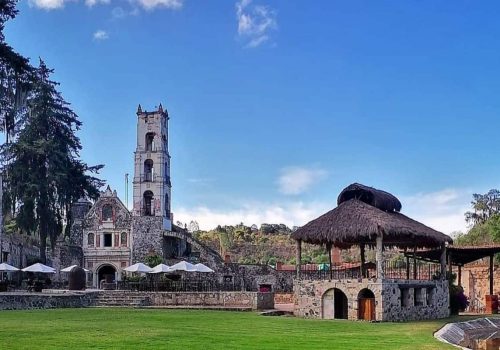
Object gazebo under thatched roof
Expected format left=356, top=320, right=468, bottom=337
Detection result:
left=292, top=183, right=452, bottom=248
left=291, top=183, right=452, bottom=280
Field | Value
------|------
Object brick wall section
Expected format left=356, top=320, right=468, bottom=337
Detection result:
left=461, top=264, right=500, bottom=301
left=294, top=279, right=449, bottom=321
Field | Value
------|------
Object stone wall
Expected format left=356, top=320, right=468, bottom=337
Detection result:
left=294, top=278, right=449, bottom=321
left=274, top=292, right=294, bottom=304
left=0, top=292, right=97, bottom=310
left=131, top=216, right=164, bottom=262
left=147, top=291, right=274, bottom=310
left=381, top=279, right=449, bottom=321
left=461, top=264, right=500, bottom=302
left=0, top=232, right=40, bottom=268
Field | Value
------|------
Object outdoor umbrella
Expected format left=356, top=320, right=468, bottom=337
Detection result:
left=60, top=265, right=90, bottom=273
left=194, top=263, right=214, bottom=273
left=0, top=263, right=19, bottom=272
left=123, top=263, right=152, bottom=273
left=149, top=264, right=171, bottom=273
left=22, top=263, right=56, bottom=273
left=169, top=261, right=196, bottom=272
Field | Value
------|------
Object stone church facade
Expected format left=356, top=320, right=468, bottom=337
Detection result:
left=62, top=104, right=223, bottom=287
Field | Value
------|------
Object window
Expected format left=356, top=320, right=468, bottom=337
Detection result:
left=426, top=287, right=434, bottom=306
left=2, top=251, right=8, bottom=263
left=104, top=233, right=112, bottom=247
left=414, top=288, right=424, bottom=306
left=165, top=194, right=170, bottom=217
left=102, top=204, right=113, bottom=221
left=401, top=288, right=410, bottom=308
left=144, top=159, right=154, bottom=182
left=121, top=232, right=127, bottom=247
left=145, top=132, right=155, bottom=151
left=143, top=191, right=154, bottom=216
left=88, top=233, right=95, bottom=247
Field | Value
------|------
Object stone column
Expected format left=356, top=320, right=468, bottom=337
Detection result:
left=296, top=240, right=302, bottom=279
left=360, top=244, right=365, bottom=278
left=376, top=233, right=384, bottom=280
left=327, top=243, right=333, bottom=280
left=440, top=244, right=446, bottom=281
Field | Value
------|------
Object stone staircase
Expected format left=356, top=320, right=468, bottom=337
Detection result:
left=93, top=292, right=151, bottom=307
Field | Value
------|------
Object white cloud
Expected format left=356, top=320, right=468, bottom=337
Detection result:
left=135, top=0, right=183, bottom=10
left=175, top=201, right=331, bottom=231
left=277, top=166, right=328, bottom=195
left=85, top=0, right=109, bottom=7
left=111, top=6, right=127, bottom=19
left=236, top=0, right=277, bottom=48
left=93, top=30, right=109, bottom=41
left=29, top=0, right=67, bottom=10
left=402, top=188, right=471, bottom=235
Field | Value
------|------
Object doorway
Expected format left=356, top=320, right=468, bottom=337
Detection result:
left=358, top=288, right=376, bottom=321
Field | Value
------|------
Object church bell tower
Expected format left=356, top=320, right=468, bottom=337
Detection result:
left=132, top=103, right=172, bottom=230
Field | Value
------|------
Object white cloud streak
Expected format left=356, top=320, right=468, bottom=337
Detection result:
left=236, top=0, right=277, bottom=48
left=402, top=188, right=471, bottom=235
left=85, top=0, right=109, bottom=7
left=135, top=0, right=183, bottom=11
left=29, top=0, right=67, bottom=10
left=277, top=166, right=328, bottom=195
left=93, top=30, right=109, bottom=41
left=175, top=201, right=332, bottom=231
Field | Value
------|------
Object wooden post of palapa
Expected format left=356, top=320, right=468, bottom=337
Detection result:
left=296, top=239, right=302, bottom=279
left=360, top=244, right=365, bottom=279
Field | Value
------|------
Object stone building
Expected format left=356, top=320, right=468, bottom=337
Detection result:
left=59, top=104, right=223, bottom=287
left=291, top=183, right=453, bottom=322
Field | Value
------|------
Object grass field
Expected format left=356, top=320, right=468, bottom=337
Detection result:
left=0, top=308, right=459, bottom=349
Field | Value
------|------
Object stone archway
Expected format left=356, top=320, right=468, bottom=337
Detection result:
left=97, top=264, right=116, bottom=288
left=322, top=288, right=348, bottom=320
left=358, top=288, right=376, bottom=321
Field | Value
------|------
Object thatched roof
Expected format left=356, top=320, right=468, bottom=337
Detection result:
left=291, top=198, right=452, bottom=249
left=337, top=183, right=402, bottom=212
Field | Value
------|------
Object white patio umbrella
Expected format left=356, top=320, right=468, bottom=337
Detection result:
left=194, top=263, right=214, bottom=273
left=60, top=265, right=90, bottom=273
left=149, top=264, right=171, bottom=273
left=123, top=263, right=152, bottom=273
left=22, top=263, right=55, bottom=274
left=169, top=261, right=196, bottom=272
left=0, top=263, right=19, bottom=272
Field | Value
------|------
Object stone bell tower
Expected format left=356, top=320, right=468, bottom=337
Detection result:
left=131, top=104, right=172, bottom=262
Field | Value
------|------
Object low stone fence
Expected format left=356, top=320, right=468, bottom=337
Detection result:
left=146, top=291, right=274, bottom=310
left=0, top=291, right=274, bottom=311
left=0, top=291, right=97, bottom=311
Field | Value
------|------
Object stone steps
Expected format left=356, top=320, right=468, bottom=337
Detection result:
left=93, top=292, right=151, bottom=307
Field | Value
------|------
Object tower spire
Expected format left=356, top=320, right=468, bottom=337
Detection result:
left=158, top=103, right=163, bottom=113
left=137, top=104, right=142, bottom=115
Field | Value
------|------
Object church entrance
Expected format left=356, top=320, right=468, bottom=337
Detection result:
left=97, top=264, right=116, bottom=288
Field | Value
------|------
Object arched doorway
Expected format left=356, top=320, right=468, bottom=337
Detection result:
left=358, top=288, right=376, bottom=321
left=322, top=288, right=348, bottom=320
left=97, top=264, right=116, bottom=288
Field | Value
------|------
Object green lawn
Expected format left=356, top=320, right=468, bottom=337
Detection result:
left=0, top=308, right=459, bottom=349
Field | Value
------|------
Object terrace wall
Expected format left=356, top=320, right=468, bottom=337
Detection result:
left=0, top=292, right=97, bottom=310
left=294, top=279, right=449, bottom=321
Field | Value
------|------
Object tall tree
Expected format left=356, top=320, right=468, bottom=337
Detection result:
left=465, top=189, right=500, bottom=226
left=1, top=60, right=104, bottom=262
left=0, top=0, right=33, bottom=143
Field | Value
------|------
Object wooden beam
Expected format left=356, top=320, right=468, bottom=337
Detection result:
left=360, top=244, right=365, bottom=279
left=296, top=240, right=302, bottom=279
left=327, top=243, right=333, bottom=280
left=376, top=231, right=384, bottom=280
left=490, top=254, right=494, bottom=296
left=440, top=244, right=447, bottom=281
left=413, top=245, right=417, bottom=280
left=458, top=265, right=462, bottom=287
left=406, top=255, right=410, bottom=280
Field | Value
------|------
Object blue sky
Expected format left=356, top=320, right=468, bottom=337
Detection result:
left=5, top=0, right=500, bottom=232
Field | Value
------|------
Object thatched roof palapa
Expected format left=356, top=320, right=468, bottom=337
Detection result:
left=291, top=183, right=452, bottom=249
left=337, top=183, right=402, bottom=212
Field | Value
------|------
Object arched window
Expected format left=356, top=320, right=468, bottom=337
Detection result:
left=143, top=191, right=154, bottom=216
left=121, top=232, right=127, bottom=247
left=145, top=132, right=155, bottom=152
left=165, top=194, right=170, bottom=217
left=88, top=233, right=94, bottom=247
left=144, top=159, right=154, bottom=182
left=102, top=204, right=113, bottom=221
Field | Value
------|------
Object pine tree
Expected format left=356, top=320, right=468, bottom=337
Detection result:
left=0, top=0, right=33, bottom=142
left=1, top=60, right=104, bottom=262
